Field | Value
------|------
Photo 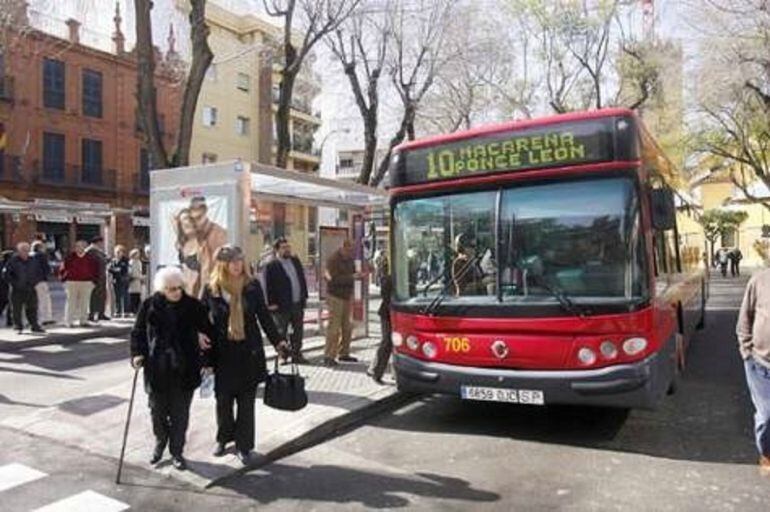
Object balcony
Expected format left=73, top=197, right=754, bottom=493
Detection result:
left=271, top=90, right=321, bottom=124
left=0, top=154, right=24, bottom=183
left=31, top=162, right=117, bottom=192
left=0, top=76, right=14, bottom=102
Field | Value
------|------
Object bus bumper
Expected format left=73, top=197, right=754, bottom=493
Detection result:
left=393, top=346, right=674, bottom=410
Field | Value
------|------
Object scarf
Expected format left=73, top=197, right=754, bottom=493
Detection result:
left=217, top=274, right=246, bottom=341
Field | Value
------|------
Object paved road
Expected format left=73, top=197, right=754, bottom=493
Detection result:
left=215, top=272, right=770, bottom=511
left=1, top=272, right=768, bottom=511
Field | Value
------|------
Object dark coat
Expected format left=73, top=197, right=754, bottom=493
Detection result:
left=265, top=256, right=308, bottom=310
left=2, top=255, right=38, bottom=290
left=130, top=292, right=215, bottom=394
left=201, top=279, right=282, bottom=393
left=378, top=273, right=392, bottom=318
left=30, top=252, right=50, bottom=284
left=108, top=257, right=130, bottom=285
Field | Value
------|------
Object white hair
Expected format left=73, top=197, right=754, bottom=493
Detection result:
left=153, top=266, right=184, bottom=293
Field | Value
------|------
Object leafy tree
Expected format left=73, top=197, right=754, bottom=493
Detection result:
left=698, top=209, right=749, bottom=264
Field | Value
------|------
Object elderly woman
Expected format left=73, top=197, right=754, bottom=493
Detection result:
left=130, top=266, right=214, bottom=471
left=201, top=245, right=289, bottom=465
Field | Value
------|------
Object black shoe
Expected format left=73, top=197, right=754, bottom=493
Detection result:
left=15, top=329, right=22, bottom=335
left=338, top=355, right=358, bottom=363
left=237, top=450, right=253, bottom=466
left=213, top=442, right=227, bottom=457
left=323, top=357, right=338, bottom=367
left=172, top=456, right=187, bottom=471
left=42, top=321, right=56, bottom=326
left=366, top=369, right=384, bottom=385
left=98, top=315, right=111, bottom=321
left=31, top=326, right=45, bottom=333
left=150, top=443, right=165, bottom=464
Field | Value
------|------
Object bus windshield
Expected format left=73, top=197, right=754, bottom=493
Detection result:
left=392, top=176, right=648, bottom=308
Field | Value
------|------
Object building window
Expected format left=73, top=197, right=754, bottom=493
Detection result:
left=42, top=132, right=65, bottom=181
left=206, top=63, right=217, bottom=81
left=203, top=106, right=217, bottom=127
left=202, top=152, right=217, bottom=163
left=43, top=58, right=65, bottom=110
left=339, top=158, right=354, bottom=168
left=81, top=138, right=103, bottom=184
left=82, top=69, right=102, bottom=118
left=236, top=116, right=250, bottom=136
left=237, top=72, right=250, bottom=92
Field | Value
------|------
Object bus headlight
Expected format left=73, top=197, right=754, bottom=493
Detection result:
left=577, top=347, right=596, bottom=366
left=406, top=335, right=420, bottom=351
left=422, top=342, right=438, bottom=359
left=622, top=337, right=647, bottom=356
left=392, top=332, right=403, bottom=347
left=599, top=341, right=618, bottom=360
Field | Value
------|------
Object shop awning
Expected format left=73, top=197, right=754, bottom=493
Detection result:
left=248, top=162, right=387, bottom=210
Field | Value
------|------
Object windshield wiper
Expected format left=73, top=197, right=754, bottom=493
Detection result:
left=536, top=276, right=590, bottom=318
left=422, top=251, right=483, bottom=316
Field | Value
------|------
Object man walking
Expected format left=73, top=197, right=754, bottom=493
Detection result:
left=0, top=250, right=13, bottom=327
left=2, top=242, right=44, bottom=334
left=730, top=247, right=743, bottom=277
left=31, top=241, right=54, bottom=326
left=323, top=239, right=362, bottom=366
left=368, top=258, right=392, bottom=384
left=86, top=236, right=109, bottom=321
left=736, top=270, right=770, bottom=475
left=265, top=238, right=309, bottom=364
left=61, top=241, right=98, bottom=327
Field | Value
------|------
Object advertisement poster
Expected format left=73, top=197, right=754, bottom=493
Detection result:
left=157, top=195, right=230, bottom=297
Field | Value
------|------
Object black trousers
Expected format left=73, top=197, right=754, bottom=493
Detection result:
left=113, top=282, right=129, bottom=315
left=148, top=385, right=194, bottom=457
left=10, top=287, right=38, bottom=330
left=731, top=260, right=741, bottom=276
left=368, top=314, right=392, bottom=380
left=216, top=387, right=257, bottom=452
left=273, top=303, right=304, bottom=356
left=129, top=293, right=142, bottom=314
left=90, top=281, right=106, bottom=318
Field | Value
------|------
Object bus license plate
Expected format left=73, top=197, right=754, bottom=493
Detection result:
left=460, top=386, right=545, bottom=405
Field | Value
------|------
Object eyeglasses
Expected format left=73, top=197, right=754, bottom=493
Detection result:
left=165, top=286, right=183, bottom=293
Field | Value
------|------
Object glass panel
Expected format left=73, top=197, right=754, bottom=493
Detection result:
left=82, top=69, right=102, bottom=118
left=393, top=190, right=497, bottom=303
left=43, top=58, right=65, bottom=110
left=43, top=132, right=65, bottom=180
left=499, top=177, right=644, bottom=299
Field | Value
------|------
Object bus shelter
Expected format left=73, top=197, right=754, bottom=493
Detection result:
left=149, top=160, right=388, bottom=339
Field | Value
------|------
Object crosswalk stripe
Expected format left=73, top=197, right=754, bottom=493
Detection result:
left=32, top=490, right=129, bottom=512
left=0, top=463, right=47, bottom=492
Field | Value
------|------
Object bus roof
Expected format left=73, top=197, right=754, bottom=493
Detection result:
left=397, top=108, right=637, bottom=152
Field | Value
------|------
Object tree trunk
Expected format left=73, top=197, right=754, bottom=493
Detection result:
left=370, top=106, right=413, bottom=187
left=134, top=0, right=168, bottom=168
left=358, top=114, right=378, bottom=185
left=275, top=71, right=296, bottom=168
left=175, top=0, right=212, bottom=167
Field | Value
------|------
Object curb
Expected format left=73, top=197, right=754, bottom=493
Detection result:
left=0, top=325, right=133, bottom=353
left=205, top=389, right=417, bottom=489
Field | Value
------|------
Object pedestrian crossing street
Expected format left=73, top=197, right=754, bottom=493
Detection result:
left=0, top=463, right=129, bottom=512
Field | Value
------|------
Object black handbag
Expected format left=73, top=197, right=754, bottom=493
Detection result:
left=264, top=359, right=308, bottom=411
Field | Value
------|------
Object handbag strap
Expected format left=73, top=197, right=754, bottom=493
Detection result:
left=272, top=356, right=301, bottom=376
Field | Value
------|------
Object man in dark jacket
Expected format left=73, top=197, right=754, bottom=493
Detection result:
left=130, top=266, right=215, bottom=471
left=367, top=259, right=392, bottom=384
left=265, top=237, right=309, bottom=364
left=730, top=247, right=743, bottom=277
left=86, top=236, right=109, bottom=321
left=0, top=250, right=14, bottom=327
left=2, top=242, right=44, bottom=334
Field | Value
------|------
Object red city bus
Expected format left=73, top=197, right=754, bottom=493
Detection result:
left=388, top=108, right=706, bottom=409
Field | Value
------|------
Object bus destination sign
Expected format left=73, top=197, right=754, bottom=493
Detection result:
left=393, top=118, right=618, bottom=187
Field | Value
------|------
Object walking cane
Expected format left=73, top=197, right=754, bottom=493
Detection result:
left=116, top=366, right=140, bottom=485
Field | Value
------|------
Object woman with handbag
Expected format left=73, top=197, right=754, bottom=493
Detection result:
left=201, top=245, right=289, bottom=465
left=129, top=266, right=214, bottom=470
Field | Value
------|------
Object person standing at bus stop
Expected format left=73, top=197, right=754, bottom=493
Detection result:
left=323, top=239, right=362, bottom=366
left=265, top=237, right=309, bottom=365
left=736, top=270, right=770, bottom=475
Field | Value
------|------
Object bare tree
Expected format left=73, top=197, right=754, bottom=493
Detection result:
left=134, top=0, right=213, bottom=168
left=264, top=0, right=361, bottom=169
left=328, top=1, right=389, bottom=185
left=369, top=0, right=455, bottom=187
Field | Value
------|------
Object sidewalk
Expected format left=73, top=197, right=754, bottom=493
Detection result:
left=0, top=333, right=405, bottom=488
left=0, top=319, right=134, bottom=350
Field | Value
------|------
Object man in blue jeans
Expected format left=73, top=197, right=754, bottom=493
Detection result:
left=736, top=270, right=770, bottom=475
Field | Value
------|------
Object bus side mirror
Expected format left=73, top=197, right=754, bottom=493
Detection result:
left=651, top=188, right=676, bottom=231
